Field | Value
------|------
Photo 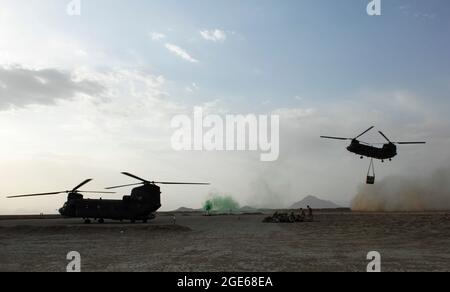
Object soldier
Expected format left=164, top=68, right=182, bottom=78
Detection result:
left=307, top=205, right=314, bottom=222
left=299, top=208, right=306, bottom=222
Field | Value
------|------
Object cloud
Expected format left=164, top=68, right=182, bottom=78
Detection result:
left=398, top=5, right=437, bottom=20
left=273, top=107, right=316, bottom=119
left=185, top=82, right=199, bottom=93
left=0, top=65, right=103, bottom=109
left=200, top=29, right=227, bottom=43
left=164, top=43, right=198, bottom=63
left=149, top=32, right=166, bottom=41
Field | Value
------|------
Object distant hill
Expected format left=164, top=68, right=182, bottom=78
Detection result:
left=174, top=207, right=201, bottom=212
left=240, top=206, right=259, bottom=212
left=290, top=196, right=341, bottom=209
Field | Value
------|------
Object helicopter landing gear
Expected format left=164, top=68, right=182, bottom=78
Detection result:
left=98, top=218, right=104, bottom=224
left=84, top=219, right=91, bottom=224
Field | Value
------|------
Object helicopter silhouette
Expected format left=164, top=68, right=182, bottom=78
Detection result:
left=320, top=126, right=426, bottom=162
left=7, top=172, right=210, bottom=224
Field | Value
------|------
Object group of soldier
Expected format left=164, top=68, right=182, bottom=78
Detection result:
left=297, top=206, right=314, bottom=222
left=263, top=206, right=314, bottom=223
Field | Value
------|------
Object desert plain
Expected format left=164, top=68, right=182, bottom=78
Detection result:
left=1, top=211, right=450, bottom=272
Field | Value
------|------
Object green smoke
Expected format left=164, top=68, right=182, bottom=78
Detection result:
left=203, top=194, right=240, bottom=213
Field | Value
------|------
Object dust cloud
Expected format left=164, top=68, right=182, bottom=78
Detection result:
left=352, top=167, right=450, bottom=211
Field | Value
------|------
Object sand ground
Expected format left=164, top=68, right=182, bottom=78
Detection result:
left=1, top=212, right=450, bottom=272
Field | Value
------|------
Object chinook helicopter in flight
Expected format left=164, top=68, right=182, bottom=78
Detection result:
left=320, top=127, right=426, bottom=184
left=320, top=126, right=426, bottom=162
left=7, top=173, right=210, bottom=224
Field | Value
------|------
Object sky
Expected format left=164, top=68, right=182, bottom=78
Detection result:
left=0, top=0, right=449, bottom=214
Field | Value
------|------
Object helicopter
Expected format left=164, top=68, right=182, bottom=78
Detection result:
left=7, top=172, right=210, bottom=224
left=320, top=127, right=426, bottom=184
left=320, top=126, right=426, bottom=162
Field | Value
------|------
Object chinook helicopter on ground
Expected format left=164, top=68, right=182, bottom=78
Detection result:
left=7, top=172, right=210, bottom=224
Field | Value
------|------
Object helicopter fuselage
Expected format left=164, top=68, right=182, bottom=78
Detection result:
left=58, top=184, right=162, bottom=223
left=347, top=140, right=397, bottom=160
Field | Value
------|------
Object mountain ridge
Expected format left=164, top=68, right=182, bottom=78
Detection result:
left=290, top=195, right=341, bottom=209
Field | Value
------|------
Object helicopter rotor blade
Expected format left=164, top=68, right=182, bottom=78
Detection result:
left=354, top=126, right=374, bottom=140
left=71, top=179, right=93, bottom=192
left=378, top=131, right=393, bottom=143
left=121, top=172, right=149, bottom=183
left=78, top=191, right=116, bottom=194
left=320, top=136, right=352, bottom=141
left=105, top=182, right=144, bottom=190
left=110, top=172, right=211, bottom=188
left=7, top=191, right=65, bottom=199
